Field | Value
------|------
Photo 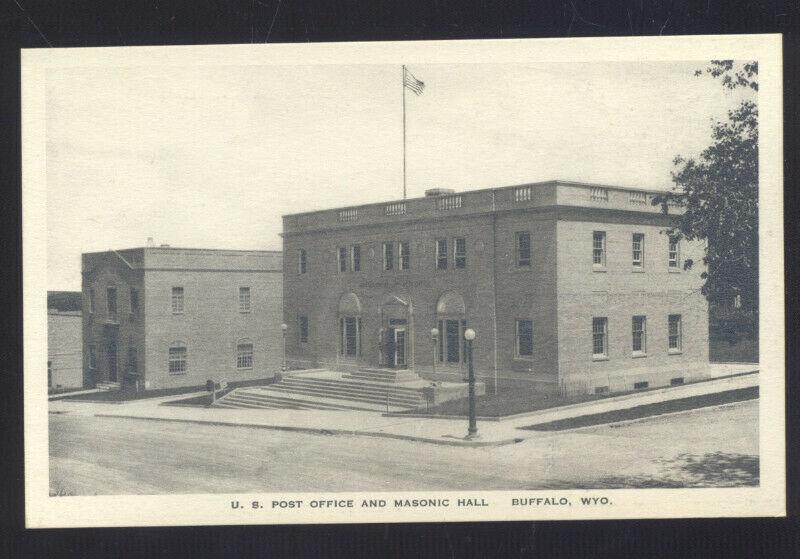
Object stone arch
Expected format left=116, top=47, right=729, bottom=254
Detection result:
left=436, top=291, right=466, bottom=316
left=338, top=292, right=362, bottom=315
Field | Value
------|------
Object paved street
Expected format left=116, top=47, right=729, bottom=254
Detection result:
left=49, top=400, right=758, bottom=495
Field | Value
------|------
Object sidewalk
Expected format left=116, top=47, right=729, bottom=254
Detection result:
left=49, top=370, right=758, bottom=447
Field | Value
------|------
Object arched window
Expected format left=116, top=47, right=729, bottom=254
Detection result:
left=236, top=338, right=254, bottom=370
left=168, top=341, right=187, bottom=374
left=436, top=292, right=467, bottom=365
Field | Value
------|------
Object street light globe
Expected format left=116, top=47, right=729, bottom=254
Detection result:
left=280, top=323, right=288, bottom=331
left=430, top=327, right=439, bottom=339
left=464, top=328, right=476, bottom=341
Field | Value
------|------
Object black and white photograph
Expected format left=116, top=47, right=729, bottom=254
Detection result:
left=22, top=35, right=784, bottom=527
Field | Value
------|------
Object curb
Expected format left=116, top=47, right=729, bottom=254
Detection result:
left=93, top=413, right=525, bottom=448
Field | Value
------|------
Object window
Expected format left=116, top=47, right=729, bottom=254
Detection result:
left=340, top=317, right=359, bottom=357
left=351, top=245, right=361, bottom=272
left=298, top=316, right=309, bottom=343
left=670, top=377, right=685, bottom=386
left=88, top=288, right=95, bottom=314
left=88, top=345, right=97, bottom=369
left=516, top=319, right=533, bottom=357
left=129, top=288, right=139, bottom=315
left=127, top=347, right=137, bottom=373
left=633, top=381, right=649, bottom=390
left=171, top=287, right=184, bottom=313
left=48, top=361, right=52, bottom=388
left=632, top=233, right=645, bottom=268
left=168, top=343, right=187, bottom=374
left=668, top=237, right=679, bottom=268
left=239, top=287, right=251, bottom=313
left=338, top=247, right=348, bottom=272
left=632, top=316, right=647, bottom=354
left=237, top=343, right=254, bottom=369
left=298, top=249, right=307, bottom=274
left=454, top=238, right=466, bottom=269
left=383, top=242, right=394, bottom=271
left=668, top=314, right=682, bottom=351
left=436, top=239, right=448, bottom=269
left=107, top=287, right=117, bottom=317
left=438, top=319, right=465, bottom=364
left=592, top=232, right=606, bottom=266
left=516, top=232, right=531, bottom=267
left=592, top=317, right=608, bottom=357
left=399, top=241, right=411, bottom=270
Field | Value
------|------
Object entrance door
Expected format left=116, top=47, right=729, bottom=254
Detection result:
left=107, top=340, right=118, bottom=382
left=394, top=328, right=406, bottom=368
left=445, top=319, right=460, bottom=363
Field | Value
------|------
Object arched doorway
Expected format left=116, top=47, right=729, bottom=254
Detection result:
left=338, top=293, right=362, bottom=361
left=436, top=291, right=467, bottom=372
left=379, top=294, right=413, bottom=369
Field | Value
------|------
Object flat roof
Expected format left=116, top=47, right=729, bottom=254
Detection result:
left=82, top=247, right=282, bottom=256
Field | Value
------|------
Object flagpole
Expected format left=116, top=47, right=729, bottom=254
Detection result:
left=402, top=65, right=407, bottom=200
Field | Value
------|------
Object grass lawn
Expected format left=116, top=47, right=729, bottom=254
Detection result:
left=519, top=386, right=758, bottom=431
left=62, top=377, right=275, bottom=402
left=710, top=336, right=758, bottom=363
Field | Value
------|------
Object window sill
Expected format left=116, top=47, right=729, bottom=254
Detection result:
left=592, top=355, right=609, bottom=362
left=239, top=310, right=251, bottom=314
left=513, top=356, right=534, bottom=363
left=668, top=349, right=683, bottom=355
left=168, top=372, right=187, bottom=375
left=592, top=266, right=607, bottom=273
left=172, top=312, right=184, bottom=315
left=237, top=367, right=253, bottom=371
left=631, top=268, right=645, bottom=273
left=668, top=268, right=681, bottom=273
left=631, top=352, right=648, bottom=359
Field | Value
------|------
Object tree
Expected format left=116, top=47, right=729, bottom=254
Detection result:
left=655, top=60, right=759, bottom=332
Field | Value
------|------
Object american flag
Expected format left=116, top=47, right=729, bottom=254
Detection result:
left=403, top=68, right=425, bottom=96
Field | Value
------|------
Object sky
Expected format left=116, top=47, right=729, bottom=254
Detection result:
left=45, top=60, right=753, bottom=290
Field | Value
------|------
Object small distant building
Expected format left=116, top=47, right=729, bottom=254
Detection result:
left=82, top=247, right=283, bottom=390
left=281, top=180, right=710, bottom=396
left=47, top=291, right=83, bottom=390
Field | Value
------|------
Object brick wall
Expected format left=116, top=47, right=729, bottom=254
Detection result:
left=47, top=311, right=83, bottom=389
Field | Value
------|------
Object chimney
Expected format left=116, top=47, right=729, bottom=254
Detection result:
left=424, top=188, right=456, bottom=197
left=146, top=237, right=154, bottom=247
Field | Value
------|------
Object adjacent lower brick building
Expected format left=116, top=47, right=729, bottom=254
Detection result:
left=47, top=291, right=83, bottom=390
left=82, top=247, right=283, bottom=390
left=281, top=180, right=709, bottom=395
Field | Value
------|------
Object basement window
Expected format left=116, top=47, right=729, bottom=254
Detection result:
left=670, top=377, right=685, bottom=386
left=633, top=381, right=649, bottom=390
left=594, top=386, right=609, bottom=394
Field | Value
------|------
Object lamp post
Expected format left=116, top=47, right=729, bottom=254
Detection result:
left=430, top=327, right=439, bottom=377
left=464, top=328, right=478, bottom=439
left=280, top=323, right=288, bottom=372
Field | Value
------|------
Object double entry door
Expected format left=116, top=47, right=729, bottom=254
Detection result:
left=385, top=319, right=407, bottom=369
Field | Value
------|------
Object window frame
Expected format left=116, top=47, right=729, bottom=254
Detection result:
left=337, top=246, right=348, bottom=273
left=515, top=319, right=534, bottom=358
left=171, top=286, right=184, bottom=314
left=592, top=231, right=606, bottom=268
left=236, top=342, right=254, bottom=370
left=298, top=315, right=309, bottom=343
left=592, top=317, right=608, bottom=359
left=106, top=286, right=117, bottom=317
left=238, top=286, right=251, bottom=313
left=88, top=344, right=97, bottom=369
left=631, top=315, right=647, bottom=356
left=129, top=287, right=139, bottom=316
left=88, top=288, right=95, bottom=314
left=668, top=236, right=680, bottom=269
left=632, top=233, right=645, bottom=269
left=436, top=239, right=448, bottom=270
left=454, top=237, right=466, bottom=269
left=127, top=346, right=138, bottom=373
left=351, top=245, right=361, bottom=272
left=168, top=343, right=187, bottom=374
left=668, top=314, right=682, bottom=352
left=383, top=242, right=394, bottom=271
left=298, top=249, right=307, bottom=274
left=399, top=240, right=411, bottom=270
left=515, top=231, right=531, bottom=267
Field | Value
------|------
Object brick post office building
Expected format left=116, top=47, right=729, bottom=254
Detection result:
left=281, top=180, right=709, bottom=395
left=82, top=246, right=283, bottom=390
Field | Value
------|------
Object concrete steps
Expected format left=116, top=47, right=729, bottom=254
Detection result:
left=95, top=381, right=121, bottom=391
left=212, top=368, right=431, bottom=411
left=214, top=386, right=409, bottom=412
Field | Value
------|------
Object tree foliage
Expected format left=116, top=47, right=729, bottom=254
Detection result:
left=655, top=61, right=758, bottom=319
